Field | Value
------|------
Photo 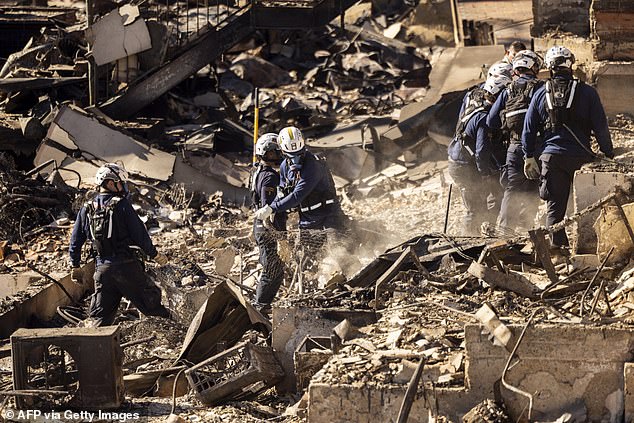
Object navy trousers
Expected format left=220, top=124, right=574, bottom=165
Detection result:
left=539, top=153, right=589, bottom=247
left=90, top=259, right=170, bottom=326
left=254, top=221, right=284, bottom=306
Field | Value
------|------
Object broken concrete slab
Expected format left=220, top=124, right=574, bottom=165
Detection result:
left=309, top=323, right=634, bottom=422
left=37, top=105, right=175, bottom=181
left=591, top=62, right=634, bottom=117
left=308, top=383, right=474, bottom=422
left=86, top=4, right=152, bottom=66
left=0, top=262, right=94, bottom=339
left=34, top=105, right=249, bottom=203
left=466, top=324, right=634, bottom=422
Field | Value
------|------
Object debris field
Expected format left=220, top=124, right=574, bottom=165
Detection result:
left=2, top=0, right=634, bottom=422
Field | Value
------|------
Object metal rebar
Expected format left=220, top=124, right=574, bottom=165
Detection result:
left=589, top=249, right=615, bottom=316
left=501, top=308, right=541, bottom=422
left=443, top=183, right=453, bottom=234
left=26, top=263, right=77, bottom=305
left=580, top=246, right=614, bottom=317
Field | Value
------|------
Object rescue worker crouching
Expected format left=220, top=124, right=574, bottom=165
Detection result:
left=254, top=126, right=347, bottom=256
left=251, top=133, right=286, bottom=312
left=487, top=50, right=543, bottom=231
left=69, top=163, right=171, bottom=327
left=522, top=46, right=613, bottom=251
left=448, top=74, right=511, bottom=235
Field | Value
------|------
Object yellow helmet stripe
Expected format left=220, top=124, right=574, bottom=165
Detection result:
left=287, top=127, right=294, bottom=140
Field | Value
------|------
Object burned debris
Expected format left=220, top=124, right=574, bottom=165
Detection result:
left=3, top=0, right=634, bottom=422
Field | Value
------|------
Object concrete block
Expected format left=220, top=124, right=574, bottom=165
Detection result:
left=307, top=324, right=634, bottom=422
left=0, top=262, right=94, bottom=339
left=531, top=0, right=590, bottom=37
left=465, top=324, right=634, bottom=422
left=592, top=62, right=634, bottom=116
left=307, top=383, right=474, bottom=423
left=572, top=169, right=634, bottom=253
left=272, top=306, right=377, bottom=392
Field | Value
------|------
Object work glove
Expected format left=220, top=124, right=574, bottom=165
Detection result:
left=523, top=157, right=540, bottom=180
left=70, top=266, right=83, bottom=284
left=154, top=252, right=169, bottom=266
left=254, top=205, right=274, bottom=221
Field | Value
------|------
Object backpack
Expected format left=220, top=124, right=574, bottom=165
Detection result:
left=502, top=78, right=543, bottom=140
left=86, top=196, right=123, bottom=257
left=285, top=154, right=338, bottom=214
left=455, top=86, right=490, bottom=157
left=544, top=78, right=582, bottom=131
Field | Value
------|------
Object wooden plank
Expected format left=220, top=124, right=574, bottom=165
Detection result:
left=375, top=246, right=413, bottom=307
left=467, top=262, right=539, bottom=299
left=528, top=228, right=558, bottom=283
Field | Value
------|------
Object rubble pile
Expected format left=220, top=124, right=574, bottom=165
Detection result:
left=5, top=0, right=634, bottom=421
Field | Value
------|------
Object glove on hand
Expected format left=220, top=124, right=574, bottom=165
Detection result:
left=523, top=157, right=540, bottom=180
left=154, top=252, right=169, bottom=266
left=254, top=205, right=274, bottom=221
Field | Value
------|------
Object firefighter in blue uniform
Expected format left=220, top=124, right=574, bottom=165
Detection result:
left=459, top=61, right=513, bottom=116
left=251, top=133, right=286, bottom=310
left=448, top=74, right=511, bottom=235
left=487, top=50, right=543, bottom=230
left=69, top=163, right=170, bottom=326
left=522, top=46, right=614, bottom=250
left=254, top=126, right=346, bottom=250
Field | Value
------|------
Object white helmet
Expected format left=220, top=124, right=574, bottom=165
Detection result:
left=483, top=75, right=512, bottom=96
left=278, top=126, right=305, bottom=154
left=512, top=50, right=541, bottom=72
left=544, top=46, right=575, bottom=69
left=255, top=133, right=280, bottom=156
left=95, top=163, right=128, bottom=186
left=487, top=61, right=513, bottom=79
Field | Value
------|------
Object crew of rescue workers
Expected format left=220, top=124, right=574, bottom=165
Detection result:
left=66, top=42, right=613, bottom=325
left=68, top=126, right=347, bottom=323
left=448, top=42, right=613, bottom=254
